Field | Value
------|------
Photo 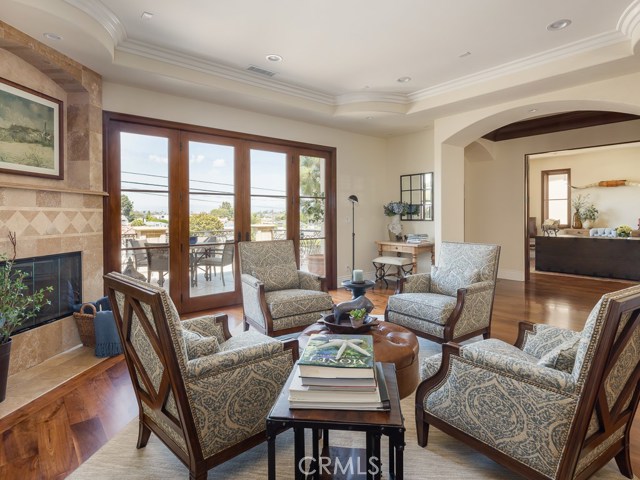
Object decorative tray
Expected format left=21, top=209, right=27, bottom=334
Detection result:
left=319, top=313, right=379, bottom=334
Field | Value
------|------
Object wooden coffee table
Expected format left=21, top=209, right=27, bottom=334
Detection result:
left=299, top=321, right=420, bottom=399
left=266, top=363, right=405, bottom=480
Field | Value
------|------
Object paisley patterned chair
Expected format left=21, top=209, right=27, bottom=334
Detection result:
left=417, top=285, right=640, bottom=480
left=385, top=241, right=501, bottom=343
left=238, top=240, right=334, bottom=336
left=104, top=272, right=298, bottom=480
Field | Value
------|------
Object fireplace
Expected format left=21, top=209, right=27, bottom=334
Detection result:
left=7, top=252, right=82, bottom=335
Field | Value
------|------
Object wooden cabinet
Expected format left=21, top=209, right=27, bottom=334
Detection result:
left=535, top=236, right=640, bottom=281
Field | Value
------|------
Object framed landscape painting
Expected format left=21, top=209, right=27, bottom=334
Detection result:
left=0, top=77, right=63, bottom=179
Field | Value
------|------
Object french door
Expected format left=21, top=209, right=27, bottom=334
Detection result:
left=104, top=113, right=335, bottom=314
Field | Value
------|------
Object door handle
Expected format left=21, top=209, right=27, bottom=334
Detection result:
left=237, top=231, right=241, bottom=242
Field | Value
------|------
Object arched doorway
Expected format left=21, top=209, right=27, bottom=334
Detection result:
left=433, top=99, right=640, bottom=283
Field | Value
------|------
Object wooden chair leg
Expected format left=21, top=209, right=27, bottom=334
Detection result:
left=415, top=405, right=430, bottom=447
left=615, top=441, right=634, bottom=478
left=189, top=467, right=208, bottom=480
left=137, top=422, right=152, bottom=449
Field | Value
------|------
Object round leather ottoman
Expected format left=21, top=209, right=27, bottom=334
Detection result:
left=298, top=321, right=420, bottom=399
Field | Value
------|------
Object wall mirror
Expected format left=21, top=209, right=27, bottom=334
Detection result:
left=400, top=172, right=433, bottom=221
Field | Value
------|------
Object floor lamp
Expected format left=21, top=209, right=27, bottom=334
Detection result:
left=348, top=195, right=359, bottom=274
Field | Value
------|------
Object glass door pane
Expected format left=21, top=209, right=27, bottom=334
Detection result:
left=299, top=155, right=326, bottom=275
left=187, top=140, right=237, bottom=301
left=250, top=149, right=287, bottom=241
left=120, top=132, right=170, bottom=288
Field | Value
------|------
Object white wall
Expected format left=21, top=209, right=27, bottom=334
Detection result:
left=385, top=130, right=436, bottom=271
left=529, top=142, right=640, bottom=229
left=103, top=82, right=388, bottom=283
left=385, top=130, right=435, bottom=238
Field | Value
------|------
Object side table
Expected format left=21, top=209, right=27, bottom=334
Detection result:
left=266, top=363, right=405, bottom=480
left=341, top=279, right=375, bottom=299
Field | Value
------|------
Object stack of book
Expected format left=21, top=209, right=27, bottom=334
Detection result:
left=288, top=333, right=390, bottom=410
left=406, top=233, right=430, bottom=244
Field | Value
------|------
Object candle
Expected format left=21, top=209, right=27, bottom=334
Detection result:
left=352, top=269, right=364, bottom=283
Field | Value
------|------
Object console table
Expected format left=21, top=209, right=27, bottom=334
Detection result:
left=375, top=241, right=434, bottom=274
left=535, top=235, right=640, bottom=281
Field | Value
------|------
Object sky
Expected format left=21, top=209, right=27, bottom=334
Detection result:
left=121, top=132, right=287, bottom=215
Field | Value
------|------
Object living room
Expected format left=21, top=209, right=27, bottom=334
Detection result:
left=1, top=1, right=640, bottom=478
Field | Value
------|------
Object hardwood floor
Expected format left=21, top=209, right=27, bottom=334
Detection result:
left=0, top=273, right=637, bottom=479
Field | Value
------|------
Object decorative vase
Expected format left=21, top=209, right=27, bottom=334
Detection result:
left=388, top=215, right=402, bottom=241
left=572, top=212, right=582, bottom=229
left=0, top=338, right=11, bottom=403
left=582, top=220, right=593, bottom=230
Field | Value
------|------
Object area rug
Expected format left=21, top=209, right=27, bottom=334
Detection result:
left=68, top=332, right=634, bottom=479
left=69, top=393, right=633, bottom=479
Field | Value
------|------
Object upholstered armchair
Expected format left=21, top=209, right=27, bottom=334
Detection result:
left=238, top=240, right=334, bottom=336
left=104, top=272, right=298, bottom=480
left=417, top=285, right=640, bottom=480
left=385, top=241, right=500, bottom=343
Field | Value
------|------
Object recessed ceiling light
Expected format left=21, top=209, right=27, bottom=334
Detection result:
left=43, top=32, right=62, bottom=41
left=397, top=76, right=412, bottom=83
left=366, top=116, right=373, bottom=120
left=141, top=11, right=154, bottom=20
left=547, top=19, right=571, bottom=31
left=266, top=54, right=283, bottom=62
left=529, top=108, right=538, bottom=113
left=459, top=51, right=472, bottom=58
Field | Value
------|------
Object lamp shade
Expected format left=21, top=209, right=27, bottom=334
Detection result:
left=348, top=194, right=359, bottom=203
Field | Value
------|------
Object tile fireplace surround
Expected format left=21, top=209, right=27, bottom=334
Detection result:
left=0, top=20, right=104, bottom=376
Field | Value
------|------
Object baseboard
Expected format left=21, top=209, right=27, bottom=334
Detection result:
left=498, top=269, right=524, bottom=281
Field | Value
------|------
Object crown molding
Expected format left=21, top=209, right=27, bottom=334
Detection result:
left=336, top=92, right=409, bottom=106
left=61, top=0, right=640, bottom=113
left=64, top=0, right=126, bottom=44
left=409, top=31, right=628, bottom=102
left=116, top=39, right=336, bottom=105
left=618, top=0, right=640, bottom=35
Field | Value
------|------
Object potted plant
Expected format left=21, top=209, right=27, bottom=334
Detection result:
left=571, top=194, right=590, bottom=229
left=579, top=204, right=599, bottom=229
left=616, top=225, right=633, bottom=238
left=0, top=232, right=51, bottom=402
left=301, top=192, right=326, bottom=276
left=383, top=201, right=410, bottom=241
left=349, top=308, right=367, bottom=328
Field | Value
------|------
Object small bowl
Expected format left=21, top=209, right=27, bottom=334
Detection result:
left=319, top=313, right=379, bottom=334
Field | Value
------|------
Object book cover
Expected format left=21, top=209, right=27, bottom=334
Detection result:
left=298, top=334, right=374, bottom=379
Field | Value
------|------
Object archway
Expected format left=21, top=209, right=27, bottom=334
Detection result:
left=433, top=96, right=640, bottom=282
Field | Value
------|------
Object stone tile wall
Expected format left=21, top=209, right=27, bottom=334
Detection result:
left=0, top=21, right=103, bottom=375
